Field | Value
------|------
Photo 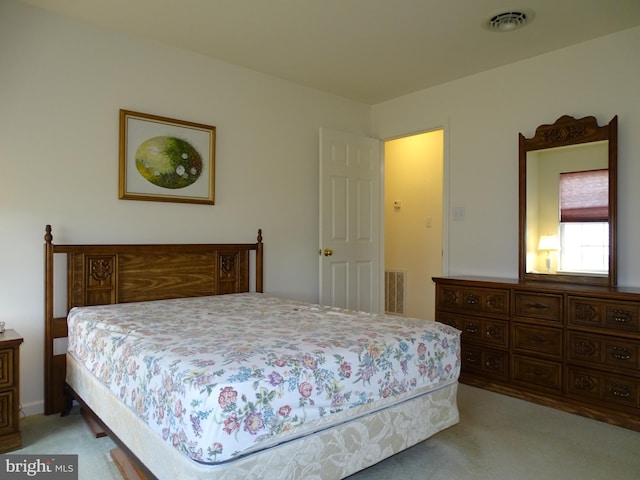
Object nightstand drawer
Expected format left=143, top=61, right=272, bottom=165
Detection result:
left=513, top=324, right=563, bottom=358
left=0, top=349, right=13, bottom=389
left=0, top=330, right=23, bottom=453
left=514, top=292, right=562, bottom=323
left=0, top=391, right=15, bottom=433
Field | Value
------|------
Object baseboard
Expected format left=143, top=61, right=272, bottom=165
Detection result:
left=20, top=400, right=45, bottom=417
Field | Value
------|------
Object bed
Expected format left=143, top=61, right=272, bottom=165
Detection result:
left=43, top=225, right=461, bottom=479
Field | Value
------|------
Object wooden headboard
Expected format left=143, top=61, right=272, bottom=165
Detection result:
left=43, top=225, right=263, bottom=415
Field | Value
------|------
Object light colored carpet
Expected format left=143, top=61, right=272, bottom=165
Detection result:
left=16, top=404, right=122, bottom=479
left=15, top=384, right=640, bottom=479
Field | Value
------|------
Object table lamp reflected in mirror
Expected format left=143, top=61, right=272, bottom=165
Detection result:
left=538, top=234, right=560, bottom=273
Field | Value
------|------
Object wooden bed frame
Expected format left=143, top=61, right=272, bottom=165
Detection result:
left=44, top=225, right=264, bottom=416
left=43, top=225, right=459, bottom=480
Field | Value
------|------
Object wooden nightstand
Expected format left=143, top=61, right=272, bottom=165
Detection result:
left=0, top=329, right=23, bottom=453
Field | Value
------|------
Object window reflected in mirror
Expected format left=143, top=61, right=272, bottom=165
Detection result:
left=560, top=222, right=608, bottom=273
left=558, top=168, right=608, bottom=274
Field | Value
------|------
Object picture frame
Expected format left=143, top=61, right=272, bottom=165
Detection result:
left=119, top=109, right=216, bottom=205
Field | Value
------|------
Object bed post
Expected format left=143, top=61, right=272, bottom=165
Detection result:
left=256, top=229, right=264, bottom=293
left=43, top=225, right=55, bottom=415
left=44, top=225, right=73, bottom=415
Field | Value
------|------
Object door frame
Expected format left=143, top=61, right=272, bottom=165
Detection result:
left=378, top=120, right=451, bottom=313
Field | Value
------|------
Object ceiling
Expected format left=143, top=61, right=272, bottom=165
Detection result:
left=18, top=0, right=640, bottom=104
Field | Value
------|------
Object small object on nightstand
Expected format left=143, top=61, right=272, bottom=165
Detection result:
left=0, top=329, right=24, bottom=453
left=0, top=322, right=5, bottom=333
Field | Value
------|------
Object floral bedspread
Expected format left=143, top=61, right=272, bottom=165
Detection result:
left=67, top=293, right=460, bottom=464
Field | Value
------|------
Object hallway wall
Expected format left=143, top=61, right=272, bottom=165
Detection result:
left=385, top=130, right=443, bottom=319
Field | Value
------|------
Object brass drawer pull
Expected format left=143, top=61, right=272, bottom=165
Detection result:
left=465, top=323, right=479, bottom=334
left=608, top=384, right=631, bottom=398
left=464, top=352, right=479, bottom=363
left=528, top=335, right=545, bottom=344
left=611, top=346, right=632, bottom=361
left=464, top=294, right=480, bottom=305
left=525, top=302, right=550, bottom=310
left=611, top=309, right=632, bottom=323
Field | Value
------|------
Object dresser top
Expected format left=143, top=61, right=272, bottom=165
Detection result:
left=433, top=276, right=640, bottom=297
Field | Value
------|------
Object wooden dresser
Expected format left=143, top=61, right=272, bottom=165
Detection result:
left=0, top=329, right=23, bottom=452
left=433, top=276, right=640, bottom=431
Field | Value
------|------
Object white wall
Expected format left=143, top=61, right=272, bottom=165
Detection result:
left=0, top=1, right=371, bottom=415
left=372, top=26, right=640, bottom=286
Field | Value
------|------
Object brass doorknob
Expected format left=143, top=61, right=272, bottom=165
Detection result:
left=323, top=248, right=333, bottom=256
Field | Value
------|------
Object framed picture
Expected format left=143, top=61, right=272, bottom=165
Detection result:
left=119, top=109, right=216, bottom=205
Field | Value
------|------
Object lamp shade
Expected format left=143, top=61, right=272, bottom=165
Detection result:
left=538, top=234, right=559, bottom=251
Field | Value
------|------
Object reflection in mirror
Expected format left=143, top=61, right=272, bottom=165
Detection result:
left=526, top=142, right=608, bottom=274
left=519, top=115, right=617, bottom=286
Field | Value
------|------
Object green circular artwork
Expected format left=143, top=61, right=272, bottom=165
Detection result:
left=135, top=136, right=202, bottom=189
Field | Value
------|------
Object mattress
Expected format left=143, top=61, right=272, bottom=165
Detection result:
left=67, top=293, right=460, bottom=465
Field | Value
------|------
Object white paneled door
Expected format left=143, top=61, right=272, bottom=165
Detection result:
left=319, top=128, right=382, bottom=313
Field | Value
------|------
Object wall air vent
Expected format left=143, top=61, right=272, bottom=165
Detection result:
left=385, top=270, right=406, bottom=316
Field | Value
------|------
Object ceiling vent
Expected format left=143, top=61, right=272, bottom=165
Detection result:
left=487, top=10, right=532, bottom=32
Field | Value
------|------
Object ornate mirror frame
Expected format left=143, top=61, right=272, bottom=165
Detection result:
left=519, top=115, right=618, bottom=286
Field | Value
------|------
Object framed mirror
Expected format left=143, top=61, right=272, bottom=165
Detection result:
left=519, top=115, right=617, bottom=286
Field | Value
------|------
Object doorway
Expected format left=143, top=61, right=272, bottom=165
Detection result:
left=384, top=130, right=444, bottom=319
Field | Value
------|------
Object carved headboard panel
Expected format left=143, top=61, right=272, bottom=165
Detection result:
left=44, top=225, right=264, bottom=414
left=67, top=248, right=252, bottom=306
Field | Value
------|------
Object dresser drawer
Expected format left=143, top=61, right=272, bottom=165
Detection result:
left=438, top=312, right=508, bottom=348
left=567, top=332, right=640, bottom=372
left=514, top=292, right=562, bottom=323
left=0, top=331, right=22, bottom=453
left=568, top=296, right=640, bottom=333
left=0, top=349, right=14, bottom=389
left=513, top=324, right=563, bottom=358
left=437, top=285, right=509, bottom=317
left=461, top=344, right=509, bottom=380
left=512, top=355, right=562, bottom=393
left=567, top=366, right=639, bottom=410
